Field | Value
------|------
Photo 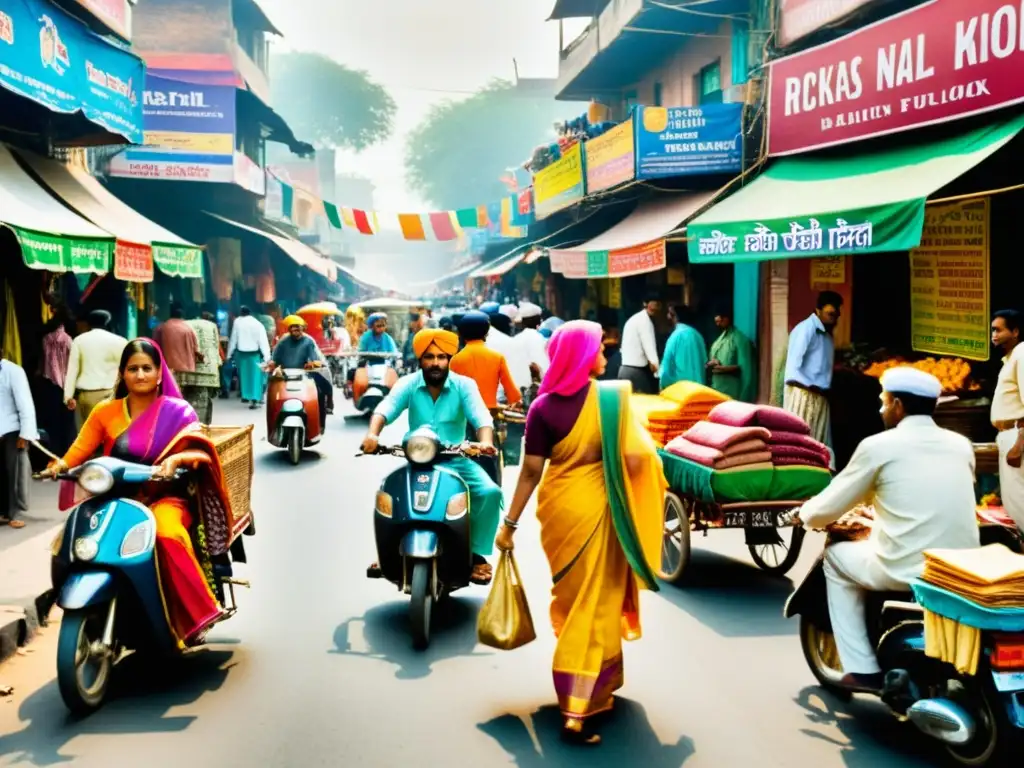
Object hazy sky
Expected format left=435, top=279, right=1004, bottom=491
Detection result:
left=261, top=0, right=578, bottom=212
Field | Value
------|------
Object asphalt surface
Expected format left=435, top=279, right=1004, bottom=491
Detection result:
left=0, top=398, right=945, bottom=767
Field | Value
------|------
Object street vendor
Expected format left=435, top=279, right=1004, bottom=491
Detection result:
left=990, top=308, right=1024, bottom=529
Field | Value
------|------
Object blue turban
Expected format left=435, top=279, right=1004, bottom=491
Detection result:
left=367, top=312, right=387, bottom=326
left=479, top=301, right=500, bottom=316
left=457, top=310, right=490, bottom=342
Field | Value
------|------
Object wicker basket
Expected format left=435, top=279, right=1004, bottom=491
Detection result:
left=199, top=424, right=254, bottom=538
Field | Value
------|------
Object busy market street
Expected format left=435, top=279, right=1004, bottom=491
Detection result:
left=0, top=400, right=939, bottom=768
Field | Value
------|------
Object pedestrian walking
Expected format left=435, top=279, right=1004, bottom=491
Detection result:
left=179, top=311, right=222, bottom=424
left=659, top=305, right=707, bottom=391
left=618, top=294, right=661, bottom=394
left=38, top=314, right=74, bottom=455
left=154, top=305, right=201, bottom=414
left=515, top=302, right=548, bottom=403
left=783, top=291, right=842, bottom=461
left=990, top=309, right=1024, bottom=529
left=0, top=357, right=39, bottom=528
left=495, top=320, right=665, bottom=744
left=228, top=306, right=271, bottom=405
left=63, top=310, right=127, bottom=429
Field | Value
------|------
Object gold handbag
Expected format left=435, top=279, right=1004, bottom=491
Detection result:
left=477, top=550, right=536, bottom=650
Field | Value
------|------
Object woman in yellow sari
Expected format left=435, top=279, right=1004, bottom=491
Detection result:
left=496, top=320, right=666, bottom=745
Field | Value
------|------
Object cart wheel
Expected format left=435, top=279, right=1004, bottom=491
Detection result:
left=749, top=525, right=805, bottom=576
left=658, top=492, right=692, bottom=585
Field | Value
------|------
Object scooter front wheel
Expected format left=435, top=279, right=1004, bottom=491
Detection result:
left=57, top=607, right=114, bottom=715
left=287, top=428, right=302, bottom=465
left=409, top=560, right=434, bottom=651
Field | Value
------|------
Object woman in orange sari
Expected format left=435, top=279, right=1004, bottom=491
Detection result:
left=44, top=338, right=231, bottom=648
left=496, top=320, right=666, bottom=745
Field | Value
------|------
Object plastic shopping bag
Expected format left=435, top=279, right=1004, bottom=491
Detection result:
left=477, top=550, right=536, bottom=650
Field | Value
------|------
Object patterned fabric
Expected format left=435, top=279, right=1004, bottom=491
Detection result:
left=178, top=319, right=220, bottom=389
left=42, top=328, right=72, bottom=389
left=782, top=385, right=831, bottom=449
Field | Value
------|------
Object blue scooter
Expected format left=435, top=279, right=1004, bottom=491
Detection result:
left=361, top=428, right=478, bottom=650
left=44, top=456, right=251, bottom=715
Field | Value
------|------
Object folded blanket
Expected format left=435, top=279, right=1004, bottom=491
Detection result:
left=714, top=451, right=774, bottom=470
left=683, top=420, right=771, bottom=450
left=768, top=430, right=829, bottom=453
left=708, top=401, right=811, bottom=435
left=722, top=438, right=768, bottom=456
left=665, top=436, right=719, bottom=467
left=660, top=381, right=729, bottom=407
left=771, top=444, right=830, bottom=467
left=715, top=461, right=774, bottom=474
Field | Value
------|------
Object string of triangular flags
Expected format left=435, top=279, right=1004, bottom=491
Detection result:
left=268, top=170, right=534, bottom=242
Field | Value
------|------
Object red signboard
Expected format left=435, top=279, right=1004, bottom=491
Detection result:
left=778, top=0, right=878, bottom=47
left=768, top=0, right=1024, bottom=156
left=114, top=241, right=154, bottom=282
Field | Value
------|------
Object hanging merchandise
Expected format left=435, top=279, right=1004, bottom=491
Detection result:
left=2, top=284, right=22, bottom=366
left=255, top=249, right=276, bottom=303
left=210, top=238, right=241, bottom=301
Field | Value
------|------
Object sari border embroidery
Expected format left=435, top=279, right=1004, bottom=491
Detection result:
left=551, top=516, right=603, bottom=585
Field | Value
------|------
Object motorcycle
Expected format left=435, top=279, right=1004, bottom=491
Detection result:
left=347, top=351, right=400, bottom=416
left=467, top=407, right=525, bottom=487
left=786, top=511, right=1024, bottom=765
left=45, top=456, right=250, bottom=714
left=360, top=429, right=482, bottom=650
left=266, top=364, right=323, bottom=465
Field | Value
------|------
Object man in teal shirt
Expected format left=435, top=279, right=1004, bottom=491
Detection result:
left=361, top=328, right=503, bottom=584
left=660, top=305, right=708, bottom=391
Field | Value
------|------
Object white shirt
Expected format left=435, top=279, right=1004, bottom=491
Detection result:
left=0, top=360, right=38, bottom=440
left=486, top=327, right=531, bottom=393
left=516, top=327, right=549, bottom=377
left=801, top=415, right=980, bottom=583
left=64, top=328, right=128, bottom=402
left=228, top=315, right=271, bottom=359
left=620, top=310, right=659, bottom=369
left=991, top=342, right=1024, bottom=423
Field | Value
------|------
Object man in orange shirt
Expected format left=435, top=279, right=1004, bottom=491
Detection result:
left=451, top=311, right=522, bottom=410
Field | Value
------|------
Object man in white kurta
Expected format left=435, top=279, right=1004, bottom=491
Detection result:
left=990, top=309, right=1024, bottom=529
left=798, top=368, right=979, bottom=691
left=515, top=302, right=549, bottom=399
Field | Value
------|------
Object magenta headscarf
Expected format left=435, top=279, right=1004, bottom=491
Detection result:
left=114, top=337, right=184, bottom=400
left=538, top=320, right=604, bottom=397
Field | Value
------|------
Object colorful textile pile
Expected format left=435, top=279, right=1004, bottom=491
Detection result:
left=633, top=382, right=729, bottom=446
left=665, top=422, right=772, bottom=470
left=922, top=545, right=1024, bottom=608
left=707, top=401, right=831, bottom=469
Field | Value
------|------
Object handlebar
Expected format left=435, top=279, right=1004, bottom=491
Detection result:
left=356, top=443, right=490, bottom=459
left=33, top=465, right=187, bottom=483
left=339, top=351, right=401, bottom=359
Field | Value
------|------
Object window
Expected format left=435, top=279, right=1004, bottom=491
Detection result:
left=653, top=82, right=663, bottom=107
left=698, top=60, right=721, bottom=103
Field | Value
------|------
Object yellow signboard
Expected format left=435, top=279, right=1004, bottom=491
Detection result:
left=144, top=131, right=234, bottom=154
left=585, top=118, right=635, bottom=193
left=810, top=256, right=845, bottom=284
left=909, top=199, right=990, bottom=361
left=534, top=142, right=585, bottom=220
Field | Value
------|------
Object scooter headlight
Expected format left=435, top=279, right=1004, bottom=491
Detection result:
left=78, top=464, right=114, bottom=495
left=445, top=492, right=468, bottom=520
left=404, top=435, right=438, bottom=464
left=73, top=537, right=99, bottom=562
left=375, top=491, right=393, bottom=518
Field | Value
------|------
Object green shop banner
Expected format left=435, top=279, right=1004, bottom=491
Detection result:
left=13, top=227, right=112, bottom=273
left=688, top=201, right=924, bottom=263
left=154, top=245, right=203, bottom=278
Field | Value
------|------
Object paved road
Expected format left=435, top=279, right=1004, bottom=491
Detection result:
left=0, top=398, right=942, bottom=767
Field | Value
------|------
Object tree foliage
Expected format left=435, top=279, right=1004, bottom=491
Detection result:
left=405, top=79, right=571, bottom=209
left=271, top=52, right=396, bottom=151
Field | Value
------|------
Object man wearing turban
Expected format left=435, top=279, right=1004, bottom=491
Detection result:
left=272, top=315, right=332, bottom=424
left=362, top=328, right=503, bottom=584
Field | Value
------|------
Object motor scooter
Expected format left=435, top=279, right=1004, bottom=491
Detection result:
left=360, top=428, right=480, bottom=650
left=786, top=511, right=1024, bottom=766
left=44, top=456, right=250, bottom=715
left=266, top=364, right=323, bottom=464
left=349, top=351, right=400, bottom=416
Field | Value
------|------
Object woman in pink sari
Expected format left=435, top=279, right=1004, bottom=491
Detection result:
left=45, top=338, right=231, bottom=647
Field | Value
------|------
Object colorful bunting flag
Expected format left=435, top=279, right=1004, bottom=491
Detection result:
left=353, top=209, right=374, bottom=235
left=428, top=212, right=457, bottom=241
left=398, top=213, right=426, bottom=240
left=325, top=202, right=342, bottom=229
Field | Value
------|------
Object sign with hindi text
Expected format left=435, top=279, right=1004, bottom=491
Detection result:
left=909, top=199, right=990, bottom=361
left=585, top=118, right=635, bottom=192
left=533, top=142, right=585, bottom=219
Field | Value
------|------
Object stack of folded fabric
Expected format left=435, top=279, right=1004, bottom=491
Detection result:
left=639, top=381, right=729, bottom=445
left=665, top=421, right=772, bottom=470
left=922, top=545, right=1024, bottom=608
left=768, top=430, right=831, bottom=469
left=707, top=400, right=833, bottom=470
left=631, top=395, right=687, bottom=447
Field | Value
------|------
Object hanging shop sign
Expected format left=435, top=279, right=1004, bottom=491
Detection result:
left=75, top=0, right=132, bottom=41
left=12, top=227, right=112, bottom=274
left=769, top=0, right=1024, bottom=156
left=139, top=73, right=236, bottom=154
left=585, top=117, right=635, bottom=192
left=153, top=245, right=203, bottom=278
left=0, top=0, right=143, bottom=143
left=634, top=104, right=743, bottom=179
left=810, top=256, right=846, bottom=284
left=909, top=199, right=990, bottom=362
left=533, top=142, right=585, bottom=219
left=550, top=240, right=667, bottom=279
left=778, top=0, right=877, bottom=47
left=113, top=241, right=153, bottom=282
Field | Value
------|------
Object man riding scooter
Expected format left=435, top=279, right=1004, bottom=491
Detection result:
left=793, top=367, right=980, bottom=692
left=361, top=328, right=503, bottom=584
left=271, top=316, right=331, bottom=429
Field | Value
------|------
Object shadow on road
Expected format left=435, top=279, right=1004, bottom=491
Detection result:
left=655, top=548, right=797, bottom=638
left=330, top=595, right=492, bottom=680
left=0, top=648, right=236, bottom=766
left=793, top=685, right=936, bottom=766
left=478, top=698, right=694, bottom=767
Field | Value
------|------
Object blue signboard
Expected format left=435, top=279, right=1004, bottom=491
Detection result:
left=0, top=0, right=143, bottom=143
left=634, top=103, right=743, bottom=179
left=142, top=73, right=236, bottom=154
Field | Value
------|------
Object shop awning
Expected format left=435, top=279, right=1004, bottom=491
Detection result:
left=688, top=114, right=1024, bottom=264
left=470, top=245, right=532, bottom=279
left=205, top=212, right=337, bottom=282
left=548, top=0, right=606, bottom=19
left=14, top=150, right=203, bottom=281
left=0, top=145, right=113, bottom=274
left=549, top=192, right=715, bottom=279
